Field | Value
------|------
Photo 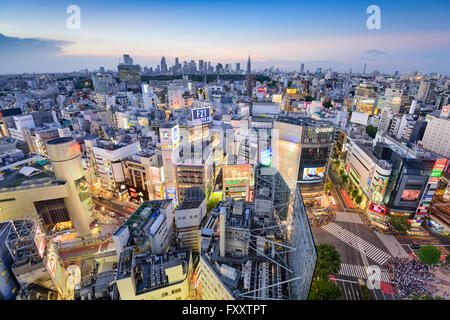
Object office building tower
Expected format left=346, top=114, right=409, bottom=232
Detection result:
left=300, top=63, right=304, bottom=74
left=123, top=54, right=133, bottom=65
left=273, top=116, right=335, bottom=203
left=419, top=107, right=450, bottom=158
left=236, top=63, right=241, bottom=73
left=246, top=56, right=251, bottom=74
left=161, top=57, right=168, bottom=74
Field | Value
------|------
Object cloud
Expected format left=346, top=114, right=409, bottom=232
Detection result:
left=360, top=49, right=390, bottom=61
left=0, top=23, right=12, bottom=28
left=363, top=49, right=387, bottom=56
left=0, top=33, right=76, bottom=73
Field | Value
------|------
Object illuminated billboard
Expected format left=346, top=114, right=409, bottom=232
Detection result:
left=302, top=167, right=325, bottom=180
left=223, top=164, right=250, bottom=187
left=368, top=202, right=387, bottom=215
left=33, top=225, right=46, bottom=258
left=260, top=148, right=272, bottom=166
left=401, top=190, right=420, bottom=201
left=192, top=107, right=211, bottom=125
left=160, top=125, right=180, bottom=150
left=371, top=176, right=389, bottom=204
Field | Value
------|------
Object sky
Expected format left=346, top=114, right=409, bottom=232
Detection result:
left=0, top=0, right=450, bottom=74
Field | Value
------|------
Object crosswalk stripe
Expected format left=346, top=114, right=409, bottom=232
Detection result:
left=322, top=222, right=391, bottom=266
left=338, top=263, right=391, bottom=283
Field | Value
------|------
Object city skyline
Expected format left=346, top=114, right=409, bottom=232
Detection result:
left=1, top=0, right=450, bottom=74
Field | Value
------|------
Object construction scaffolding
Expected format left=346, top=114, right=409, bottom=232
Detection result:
left=231, top=165, right=317, bottom=300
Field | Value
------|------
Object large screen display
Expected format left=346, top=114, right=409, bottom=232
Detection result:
left=192, top=107, right=211, bottom=124
left=302, top=167, right=325, bottom=180
left=223, top=164, right=250, bottom=186
left=33, top=225, right=46, bottom=258
left=401, top=190, right=420, bottom=201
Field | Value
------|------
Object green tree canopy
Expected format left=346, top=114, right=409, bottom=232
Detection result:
left=304, top=95, right=314, bottom=102
left=334, top=159, right=341, bottom=168
left=389, top=216, right=411, bottom=233
left=341, top=175, right=349, bottom=184
left=446, top=254, right=450, bottom=264
left=366, top=125, right=378, bottom=139
left=323, top=101, right=333, bottom=109
left=315, top=244, right=341, bottom=277
left=355, top=195, right=363, bottom=205
left=206, top=200, right=219, bottom=214
left=309, top=277, right=342, bottom=300
left=417, top=246, right=441, bottom=265
left=351, top=189, right=359, bottom=199
left=324, top=182, right=332, bottom=193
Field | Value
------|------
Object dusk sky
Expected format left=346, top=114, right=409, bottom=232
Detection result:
left=1, top=0, right=450, bottom=74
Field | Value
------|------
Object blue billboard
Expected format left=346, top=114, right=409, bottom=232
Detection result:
left=192, top=107, right=211, bottom=124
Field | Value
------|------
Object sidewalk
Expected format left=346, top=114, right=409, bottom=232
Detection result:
left=374, top=232, right=409, bottom=258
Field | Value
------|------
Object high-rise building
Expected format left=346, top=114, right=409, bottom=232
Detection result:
left=300, top=63, right=304, bottom=74
left=273, top=116, right=335, bottom=203
left=419, top=107, right=450, bottom=158
left=46, top=137, right=94, bottom=236
left=236, top=63, right=241, bottom=73
left=161, top=57, right=168, bottom=74
left=246, top=56, right=251, bottom=74
left=123, top=54, right=133, bottom=65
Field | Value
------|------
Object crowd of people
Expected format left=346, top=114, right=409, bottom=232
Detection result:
left=309, top=207, right=336, bottom=227
left=384, top=257, right=434, bottom=299
left=356, top=210, right=394, bottom=234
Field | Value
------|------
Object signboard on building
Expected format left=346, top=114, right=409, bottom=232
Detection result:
left=223, top=164, right=250, bottom=187
left=33, top=225, right=46, bottom=258
left=192, top=107, right=211, bottom=125
left=302, top=167, right=325, bottom=180
left=401, top=190, right=421, bottom=201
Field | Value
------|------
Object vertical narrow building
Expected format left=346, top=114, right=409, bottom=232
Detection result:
left=46, top=137, right=94, bottom=237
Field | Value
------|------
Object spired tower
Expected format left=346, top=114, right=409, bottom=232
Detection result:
left=46, top=137, right=94, bottom=237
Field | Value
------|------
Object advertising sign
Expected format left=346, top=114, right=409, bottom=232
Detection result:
left=260, top=148, right=272, bottom=166
left=33, top=225, right=46, bottom=258
left=401, top=190, right=421, bottom=201
left=371, top=176, right=389, bottom=204
left=368, top=202, right=387, bottom=215
left=223, top=164, right=250, bottom=186
left=302, top=167, right=325, bottom=180
left=192, top=107, right=211, bottom=125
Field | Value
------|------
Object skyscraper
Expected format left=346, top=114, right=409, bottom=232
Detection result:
left=236, top=63, right=241, bottom=73
left=123, top=54, right=133, bottom=65
left=300, top=63, right=304, bottom=74
left=247, top=56, right=251, bottom=74
left=161, top=57, right=168, bottom=74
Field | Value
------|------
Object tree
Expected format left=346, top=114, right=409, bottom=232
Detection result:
left=206, top=200, right=219, bottom=214
left=341, top=174, right=349, bottom=185
left=315, top=244, right=341, bottom=277
left=304, top=95, right=314, bottom=102
left=410, top=295, right=443, bottom=300
left=417, top=246, right=441, bottom=265
left=351, top=189, right=359, bottom=199
left=324, top=182, right=332, bottom=193
left=308, top=277, right=341, bottom=300
left=347, top=184, right=353, bottom=193
left=334, top=159, right=341, bottom=168
left=355, top=195, right=363, bottom=205
left=446, top=254, right=450, bottom=265
left=339, top=168, right=344, bottom=176
left=323, top=101, right=333, bottom=109
left=365, top=125, right=378, bottom=139
left=389, top=216, right=411, bottom=233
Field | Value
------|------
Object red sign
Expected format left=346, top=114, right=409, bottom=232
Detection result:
left=368, top=202, right=387, bottom=215
left=443, top=107, right=449, bottom=113
left=429, top=177, right=439, bottom=184
left=401, top=190, right=420, bottom=201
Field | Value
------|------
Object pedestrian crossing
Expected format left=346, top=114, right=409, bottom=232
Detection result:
left=321, top=222, right=391, bottom=266
left=338, top=263, right=391, bottom=283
